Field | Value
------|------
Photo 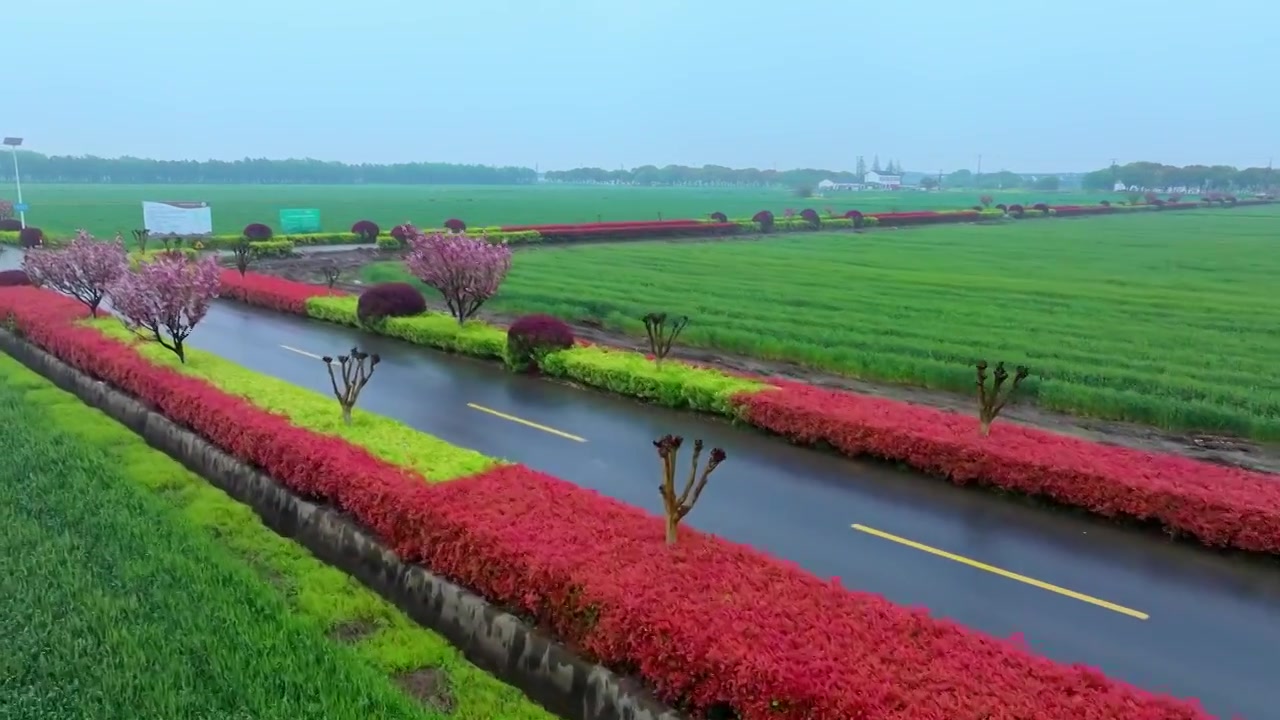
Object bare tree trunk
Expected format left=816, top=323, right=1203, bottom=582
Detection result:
left=341, top=404, right=352, bottom=425
left=664, top=514, right=679, bottom=546
left=979, top=419, right=991, bottom=436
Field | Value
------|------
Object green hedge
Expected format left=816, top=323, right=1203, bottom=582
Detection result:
left=300, top=296, right=767, bottom=414
left=245, top=240, right=294, bottom=258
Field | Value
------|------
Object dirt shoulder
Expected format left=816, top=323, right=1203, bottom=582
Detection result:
left=246, top=248, right=1280, bottom=476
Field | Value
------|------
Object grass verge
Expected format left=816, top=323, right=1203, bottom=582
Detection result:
left=0, top=353, right=554, bottom=719
left=87, top=317, right=497, bottom=482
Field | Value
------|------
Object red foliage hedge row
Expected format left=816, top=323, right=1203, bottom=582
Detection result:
left=537, top=222, right=737, bottom=241
left=873, top=210, right=980, bottom=226
left=217, top=269, right=346, bottom=315
left=500, top=219, right=702, bottom=231
left=0, top=286, right=1209, bottom=720
left=731, top=380, right=1280, bottom=553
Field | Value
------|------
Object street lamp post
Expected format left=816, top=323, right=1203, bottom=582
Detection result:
left=3, top=137, right=24, bottom=229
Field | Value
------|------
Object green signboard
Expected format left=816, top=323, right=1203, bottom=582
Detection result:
left=279, top=208, right=322, bottom=234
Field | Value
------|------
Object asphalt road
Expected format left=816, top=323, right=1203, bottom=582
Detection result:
left=6, top=272, right=1276, bottom=718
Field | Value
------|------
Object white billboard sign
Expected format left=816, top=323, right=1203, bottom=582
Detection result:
left=141, top=201, right=213, bottom=236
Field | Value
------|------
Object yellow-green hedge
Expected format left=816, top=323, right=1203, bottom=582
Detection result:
left=301, top=295, right=764, bottom=413
left=537, top=345, right=767, bottom=415
left=86, top=317, right=498, bottom=482
left=305, top=296, right=508, bottom=360
left=128, top=248, right=200, bottom=266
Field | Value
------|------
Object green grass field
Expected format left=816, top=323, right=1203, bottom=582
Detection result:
left=365, top=205, right=1280, bottom=441
left=10, top=182, right=1111, bottom=237
left=0, top=354, right=553, bottom=720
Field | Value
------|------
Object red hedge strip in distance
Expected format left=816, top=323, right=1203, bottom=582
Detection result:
left=732, top=380, right=1280, bottom=553
left=218, top=269, right=345, bottom=315
left=0, top=286, right=1210, bottom=720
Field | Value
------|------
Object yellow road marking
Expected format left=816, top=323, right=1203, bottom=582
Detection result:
left=466, top=403, right=586, bottom=442
left=280, top=345, right=333, bottom=363
left=851, top=524, right=1149, bottom=620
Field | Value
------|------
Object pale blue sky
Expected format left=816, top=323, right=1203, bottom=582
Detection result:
left=12, top=0, right=1278, bottom=172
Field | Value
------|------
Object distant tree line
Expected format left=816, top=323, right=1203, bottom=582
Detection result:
left=1080, top=161, right=1276, bottom=191
left=0, top=152, right=537, bottom=185
left=544, top=165, right=867, bottom=187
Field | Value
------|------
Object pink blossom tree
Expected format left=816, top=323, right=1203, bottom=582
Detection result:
left=0, top=199, right=13, bottom=220
left=107, top=253, right=221, bottom=364
left=404, top=226, right=512, bottom=324
left=23, top=230, right=128, bottom=317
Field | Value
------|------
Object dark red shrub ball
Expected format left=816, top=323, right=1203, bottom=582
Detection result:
left=0, top=269, right=31, bottom=286
left=444, top=218, right=466, bottom=232
left=1008, top=204, right=1025, bottom=216
left=0, top=218, right=21, bottom=231
left=799, top=208, right=820, bottom=227
left=709, top=211, right=728, bottom=223
left=751, top=210, right=775, bottom=231
left=390, top=224, right=413, bottom=245
left=243, top=223, right=273, bottom=240
left=356, top=282, right=427, bottom=324
left=19, top=227, right=43, bottom=248
left=506, top=313, right=575, bottom=372
left=351, top=220, right=380, bottom=242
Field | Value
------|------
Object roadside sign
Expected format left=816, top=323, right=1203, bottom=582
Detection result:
left=13, top=202, right=28, bottom=212
left=279, top=208, right=322, bottom=234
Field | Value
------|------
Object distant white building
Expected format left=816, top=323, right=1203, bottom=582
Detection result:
left=818, top=178, right=862, bottom=191
left=863, top=171, right=902, bottom=189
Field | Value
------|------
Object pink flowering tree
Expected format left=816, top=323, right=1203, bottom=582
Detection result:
left=404, top=226, right=512, bottom=324
left=23, top=230, right=128, bottom=317
left=107, top=253, right=221, bottom=364
left=0, top=199, right=13, bottom=220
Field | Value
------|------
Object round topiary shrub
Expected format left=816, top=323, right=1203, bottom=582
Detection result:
left=752, top=210, right=775, bottom=232
left=799, top=208, right=820, bottom=228
left=0, top=219, right=21, bottom=231
left=356, top=282, right=427, bottom=324
left=444, top=218, right=466, bottom=233
left=709, top=211, right=728, bottom=223
left=243, top=223, right=273, bottom=240
left=19, top=227, right=43, bottom=248
left=0, top=269, right=31, bottom=286
left=1007, top=204, right=1025, bottom=216
left=1100, top=200, right=1112, bottom=207
left=1032, top=203, right=1049, bottom=213
left=506, top=314, right=575, bottom=372
left=971, top=205, right=984, bottom=212
left=390, top=223, right=413, bottom=246
left=995, top=203, right=1008, bottom=212
left=843, top=209, right=864, bottom=228
left=351, top=220, right=380, bottom=242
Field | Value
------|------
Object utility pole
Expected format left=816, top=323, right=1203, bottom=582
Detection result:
left=3, top=137, right=24, bottom=229
left=976, top=154, right=982, bottom=189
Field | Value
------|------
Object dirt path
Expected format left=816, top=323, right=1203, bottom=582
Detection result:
left=244, top=248, right=1280, bottom=475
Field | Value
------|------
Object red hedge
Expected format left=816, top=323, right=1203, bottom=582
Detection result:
left=218, top=269, right=345, bottom=315
left=0, top=269, right=31, bottom=286
left=356, top=282, right=426, bottom=324
left=731, top=380, right=1280, bottom=553
left=0, top=286, right=1211, bottom=720
left=243, top=222, right=273, bottom=240
left=351, top=220, right=380, bottom=241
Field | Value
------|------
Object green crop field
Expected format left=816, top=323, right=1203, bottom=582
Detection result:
left=0, top=355, right=552, bottom=720
left=10, top=182, right=1113, bottom=238
left=365, top=205, right=1280, bottom=441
